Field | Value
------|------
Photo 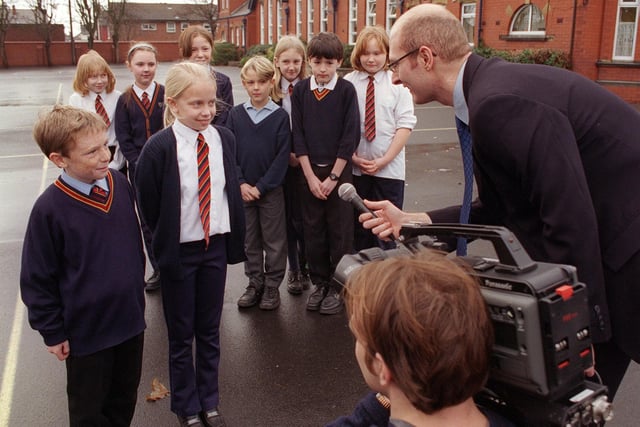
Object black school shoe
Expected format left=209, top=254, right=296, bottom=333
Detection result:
left=319, top=286, right=344, bottom=315
left=177, top=414, right=203, bottom=427
left=286, top=270, right=303, bottom=295
left=237, top=285, right=262, bottom=308
left=306, top=284, right=329, bottom=311
left=200, top=408, right=227, bottom=427
left=259, top=286, right=281, bottom=310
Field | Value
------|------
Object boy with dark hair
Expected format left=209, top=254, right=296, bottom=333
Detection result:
left=21, top=105, right=146, bottom=426
left=291, top=32, right=360, bottom=315
left=327, top=249, right=513, bottom=427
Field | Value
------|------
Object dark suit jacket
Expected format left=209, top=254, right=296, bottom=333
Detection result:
left=430, top=54, right=640, bottom=358
left=135, top=124, right=246, bottom=280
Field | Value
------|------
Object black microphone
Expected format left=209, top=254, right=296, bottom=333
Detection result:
left=338, top=183, right=377, bottom=218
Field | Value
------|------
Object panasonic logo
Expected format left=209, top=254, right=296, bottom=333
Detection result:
left=484, top=279, right=513, bottom=291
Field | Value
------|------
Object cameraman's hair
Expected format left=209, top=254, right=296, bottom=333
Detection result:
left=391, top=4, right=471, bottom=63
left=307, top=32, right=343, bottom=61
left=345, top=249, right=493, bottom=414
left=33, top=105, right=106, bottom=157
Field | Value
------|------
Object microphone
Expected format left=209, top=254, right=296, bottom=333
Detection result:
left=338, top=183, right=377, bottom=218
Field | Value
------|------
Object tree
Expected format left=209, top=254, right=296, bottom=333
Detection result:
left=30, top=0, right=56, bottom=66
left=105, top=0, right=128, bottom=63
left=189, top=0, right=218, bottom=39
left=76, top=0, right=101, bottom=49
left=0, top=1, right=12, bottom=68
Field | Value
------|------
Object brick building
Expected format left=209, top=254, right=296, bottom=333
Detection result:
left=3, top=7, right=65, bottom=42
left=217, top=0, right=640, bottom=102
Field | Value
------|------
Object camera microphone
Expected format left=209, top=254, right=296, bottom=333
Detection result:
left=338, top=183, right=377, bottom=218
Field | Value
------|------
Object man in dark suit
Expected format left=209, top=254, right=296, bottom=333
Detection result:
left=361, top=3, right=640, bottom=400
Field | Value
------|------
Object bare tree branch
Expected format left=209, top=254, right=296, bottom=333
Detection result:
left=75, top=0, right=101, bottom=49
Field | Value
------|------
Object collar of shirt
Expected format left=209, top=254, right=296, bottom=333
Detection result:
left=172, top=119, right=213, bottom=148
left=453, top=59, right=470, bottom=125
left=133, top=82, right=156, bottom=100
left=91, top=91, right=103, bottom=102
left=310, top=73, right=338, bottom=92
left=359, top=70, right=385, bottom=84
left=243, top=98, right=278, bottom=113
left=281, top=77, right=299, bottom=94
left=61, top=170, right=108, bottom=195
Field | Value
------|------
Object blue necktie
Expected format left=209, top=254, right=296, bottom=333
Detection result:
left=455, top=116, right=473, bottom=256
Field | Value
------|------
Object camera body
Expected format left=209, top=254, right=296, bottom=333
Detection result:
left=333, top=224, right=613, bottom=426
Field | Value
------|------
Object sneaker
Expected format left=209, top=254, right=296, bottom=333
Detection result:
left=306, top=284, right=328, bottom=311
left=177, top=414, right=203, bottom=427
left=259, top=286, right=281, bottom=310
left=300, top=271, right=311, bottom=290
left=319, top=287, right=344, bottom=315
left=145, top=270, right=161, bottom=292
left=200, top=408, right=226, bottom=427
left=237, top=285, right=262, bottom=308
left=286, top=270, right=303, bottom=295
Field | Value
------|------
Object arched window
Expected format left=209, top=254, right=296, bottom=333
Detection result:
left=510, top=4, right=545, bottom=36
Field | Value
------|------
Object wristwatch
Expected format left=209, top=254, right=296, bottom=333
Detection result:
left=329, top=173, right=339, bottom=181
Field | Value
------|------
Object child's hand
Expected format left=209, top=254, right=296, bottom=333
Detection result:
left=240, top=183, right=258, bottom=202
left=47, top=340, right=70, bottom=361
left=320, top=177, right=338, bottom=197
left=359, top=158, right=380, bottom=175
left=306, top=175, right=327, bottom=200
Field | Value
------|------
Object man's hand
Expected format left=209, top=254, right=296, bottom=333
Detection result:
left=360, top=200, right=432, bottom=240
left=47, top=340, right=70, bottom=361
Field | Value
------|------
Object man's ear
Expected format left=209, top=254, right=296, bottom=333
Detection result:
left=418, top=46, right=436, bottom=71
left=49, top=152, right=66, bottom=169
left=374, top=352, right=393, bottom=386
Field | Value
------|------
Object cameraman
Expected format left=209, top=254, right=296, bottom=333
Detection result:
left=326, top=249, right=513, bottom=427
left=363, top=3, right=640, bottom=400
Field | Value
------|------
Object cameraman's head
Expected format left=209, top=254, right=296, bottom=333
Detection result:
left=345, top=249, right=493, bottom=414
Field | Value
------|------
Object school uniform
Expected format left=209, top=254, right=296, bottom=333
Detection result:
left=135, top=120, right=245, bottom=417
left=21, top=169, right=146, bottom=426
left=115, top=82, right=165, bottom=272
left=228, top=100, right=290, bottom=292
left=291, top=74, right=360, bottom=287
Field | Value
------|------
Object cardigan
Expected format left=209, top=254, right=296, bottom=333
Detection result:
left=135, top=124, right=246, bottom=280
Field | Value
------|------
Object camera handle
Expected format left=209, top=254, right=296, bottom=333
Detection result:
left=398, top=223, right=537, bottom=273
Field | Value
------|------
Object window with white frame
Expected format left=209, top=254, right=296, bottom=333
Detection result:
left=141, top=23, right=157, bottom=31
left=307, top=0, right=314, bottom=40
left=349, top=0, right=357, bottom=44
left=260, top=3, right=265, bottom=44
left=297, top=0, right=303, bottom=36
left=614, top=0, right=639, bottom=60
left=510, top=4, right=545, bottom=35
left=181, top=23, right=189, bottom=31
left=167, top=22, right=176, bottom=33
left=386, top=0, right=397, bottom=32
left=461, top=3, right=476, bottom=45
left=277, top=3, right=282, bottom=39
left=321, top=0, right=328, bottom=32
left=366, top=0, right=376, bottom=26
left=268, top=0, right=274, bottom=43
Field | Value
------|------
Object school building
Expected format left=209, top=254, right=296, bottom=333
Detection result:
left=217, top=0, right=640, bottom=102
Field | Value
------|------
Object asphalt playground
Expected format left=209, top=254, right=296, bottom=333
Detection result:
left=0, top=63, right=638, bottom=426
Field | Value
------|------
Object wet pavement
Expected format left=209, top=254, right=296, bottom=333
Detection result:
left=0, top=64, right=638, bottom=426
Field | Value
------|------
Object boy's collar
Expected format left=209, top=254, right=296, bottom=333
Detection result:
left=310, top=73, right=338, bottom=91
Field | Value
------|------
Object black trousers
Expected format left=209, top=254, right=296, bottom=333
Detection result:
left=66, top=333, right=144, bottom=427
left=299, top=164, right=353, bottom=286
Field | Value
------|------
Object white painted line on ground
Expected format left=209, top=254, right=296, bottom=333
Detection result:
left=0, top=155, right=48, bottom=427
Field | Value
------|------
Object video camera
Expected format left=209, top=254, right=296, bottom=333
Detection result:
left=333, top=223, right=613, bottom=427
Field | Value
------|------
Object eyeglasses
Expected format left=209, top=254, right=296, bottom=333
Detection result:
left=388, top=48, right=420, bottom=73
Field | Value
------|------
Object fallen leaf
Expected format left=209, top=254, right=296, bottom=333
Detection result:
left=146, top=378, right=170, bottom=402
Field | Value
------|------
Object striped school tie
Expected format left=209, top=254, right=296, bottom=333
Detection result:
left=364, top=76, right=376, bottom=141
left=197, top=133, right=211, bottom=247
left=141, top=91, right=151, bottom=110
left=95, top=94, right=110, bottom=126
